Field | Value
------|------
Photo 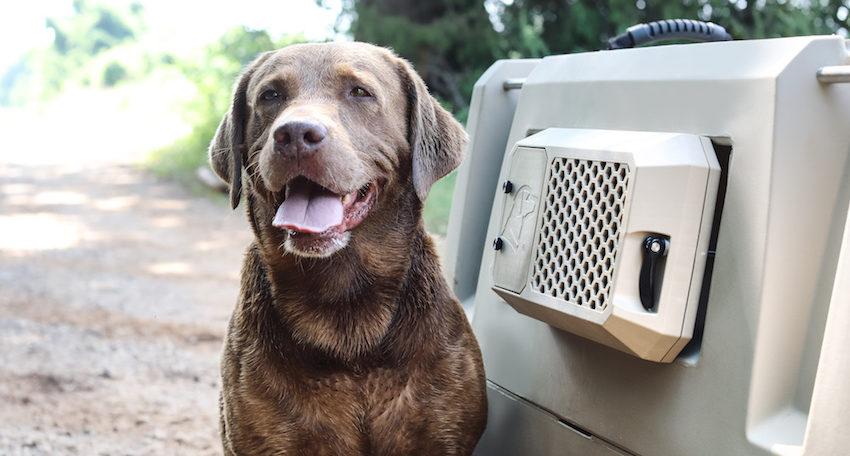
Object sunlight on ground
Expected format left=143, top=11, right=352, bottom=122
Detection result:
left=150, top=199, right=189, bottom=211
left=3, top=188, right=89, bottom=207
left=3, top=183, right=36, bottom=195
left=29, top=190, right=90, bottom=206
left=147, top=261, right=192, bottom=276
left=94, top=195, right=140, bottom=211
left=151, top=216, right=183, bottom=229
left=0, top=213, right=83, bottom=251
left=192, top=240, right=223, bottom=252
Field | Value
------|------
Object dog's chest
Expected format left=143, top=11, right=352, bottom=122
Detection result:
left=292, top=367, right=427, bottom=453
left=300, top=366, right=418, bottom=418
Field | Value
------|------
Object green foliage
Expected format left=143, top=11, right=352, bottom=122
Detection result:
left=44, top=0, right=142, bottom=85
left=1, top=0, right=145, bottom=104
left=48, top=0, right=140, bottom=57
left=497, top=0, right=848, bottom=56
left=340, top=0, right=850, bottom=109
left=148, top=28, right=305, bottom=182
left=102, top=61, right=128, bottom=86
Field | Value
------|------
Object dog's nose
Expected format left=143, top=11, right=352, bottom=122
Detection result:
left=273, top=120, right=327, bottom=158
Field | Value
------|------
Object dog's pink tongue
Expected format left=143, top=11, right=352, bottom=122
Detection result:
left=273, top=179, right=343, bottom=233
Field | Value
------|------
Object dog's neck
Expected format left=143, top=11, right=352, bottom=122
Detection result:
left=247, top=189, right=450, bottom=367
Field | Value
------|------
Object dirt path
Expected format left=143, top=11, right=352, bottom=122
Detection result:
left=0, top=161, right=251, bottom=455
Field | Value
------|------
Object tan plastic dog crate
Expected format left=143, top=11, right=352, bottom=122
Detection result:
left=444, top=36, right=850, bottom=455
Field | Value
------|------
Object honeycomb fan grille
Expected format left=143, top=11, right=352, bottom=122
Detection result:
left=531, top=158, right=630, bottom=311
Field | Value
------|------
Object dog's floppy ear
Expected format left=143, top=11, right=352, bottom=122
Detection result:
left=397, top=59, right=468, bottom=201
left=209, top=52, right=270, bottom=209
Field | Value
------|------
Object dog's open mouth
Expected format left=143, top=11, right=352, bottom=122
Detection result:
left=272, top=176, right=378, bottom=237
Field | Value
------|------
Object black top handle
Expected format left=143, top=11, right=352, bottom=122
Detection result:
left=607, top=19, right=732, bottom=50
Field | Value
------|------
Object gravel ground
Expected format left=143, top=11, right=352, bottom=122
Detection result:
left=0, top=162, right=251, bottom=455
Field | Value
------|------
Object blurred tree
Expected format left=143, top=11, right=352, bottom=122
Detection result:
left=331, top=0, right=850, bottom=117
left=48, top=1, right=138, bottom=56
left=102, top=61, right=128, bottom=87
left=43, top=0, right=143, bottom=87
left=1, top=0, right=144, bottom=104
left=496, top=0, right=849, bottom=56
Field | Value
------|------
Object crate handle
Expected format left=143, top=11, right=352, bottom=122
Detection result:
left=817, top=66, right=850, bottom=84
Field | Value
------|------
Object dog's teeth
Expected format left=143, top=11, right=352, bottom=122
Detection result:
left=358, top=184, right=369, bottom=198
left=288, top=230, right=297, bottom=236
left=342, top=193, right=354, bottom=205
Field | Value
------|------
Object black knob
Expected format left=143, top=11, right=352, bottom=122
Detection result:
left=639, top=235, right=669, bottom=311
left=502, top=180, right=514, bottom=194
left=493, top=237, right=504, bottom=251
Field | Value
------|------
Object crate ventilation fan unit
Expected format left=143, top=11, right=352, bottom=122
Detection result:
left=491, top=128, right=720, bottom=362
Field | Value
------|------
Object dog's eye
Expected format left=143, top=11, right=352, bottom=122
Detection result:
left=349, top=86, right=372, bottom=98
left=260, top=89, right=281, bottom=102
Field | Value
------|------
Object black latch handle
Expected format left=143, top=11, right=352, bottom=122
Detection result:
left=640, top=235, right=669, bottom=311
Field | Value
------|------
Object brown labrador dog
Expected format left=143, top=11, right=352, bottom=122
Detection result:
left=208, top=42, right=487, bottom=455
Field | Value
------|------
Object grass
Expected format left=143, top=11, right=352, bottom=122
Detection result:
left=147, top=136, right=206, bottom=182
left=423, top=171, right=457, bottom=236
left=145, top=122, right=227, bottom=201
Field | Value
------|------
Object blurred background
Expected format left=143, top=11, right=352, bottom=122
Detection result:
left=0, top=0, right=848, bottom=454
left=4, top=0, right=850, bottom=234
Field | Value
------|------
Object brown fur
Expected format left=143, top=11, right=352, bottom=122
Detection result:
left=208, top=42, right=486, bottom=455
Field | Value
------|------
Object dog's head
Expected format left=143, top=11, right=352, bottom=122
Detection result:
left=209, top=42, right=466, bottom=258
